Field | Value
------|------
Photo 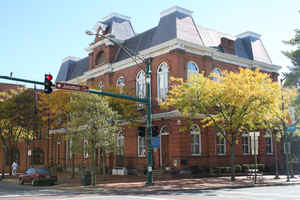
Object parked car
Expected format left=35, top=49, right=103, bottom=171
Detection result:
left=18, top=168, right=57, bottom=186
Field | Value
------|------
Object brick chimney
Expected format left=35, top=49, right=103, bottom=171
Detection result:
left=220, top=37, right=235, bottom=55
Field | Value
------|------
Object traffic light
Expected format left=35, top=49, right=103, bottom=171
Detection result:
left=44, top=74, right=53, bottom=94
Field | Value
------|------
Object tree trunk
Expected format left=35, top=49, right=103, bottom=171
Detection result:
left=92, top=150, right=96, bottom=186
left=230, top=142, right=236, bottom=181
left=101, top=151, right=106, bottom=180
left=71, top=153, right=75, bottom=178
left=1, top=147, right=6, bottom=178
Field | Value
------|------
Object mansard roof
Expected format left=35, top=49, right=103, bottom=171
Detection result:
left=56, top=6, right=274, bottom=82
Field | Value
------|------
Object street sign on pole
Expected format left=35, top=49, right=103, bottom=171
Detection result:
left=56, top=82, right=89, bottom=92
left=286, top=123, right=296, bottom=133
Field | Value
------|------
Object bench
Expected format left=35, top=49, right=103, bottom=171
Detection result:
left=247, top=169, right=264, bottom=183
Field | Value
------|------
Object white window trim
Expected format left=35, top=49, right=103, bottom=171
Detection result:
left=117, top=132, right=125, bottom=156
left=242, top=132, right=250, bottom=155
left=136, top=70, right=146, bottom=98
left=138, top=135, right=146, bottom=157
left=157, top=62, right=169, bottom=103
left=190, top=124, right=201, bottom=156
left=249, top=132, right=260, bottom=155
left=216, top=132, right=226, bottom=156
left=83, top=138, right=89, bottom=159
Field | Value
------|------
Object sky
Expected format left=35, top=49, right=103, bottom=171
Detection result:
left=0, top=0, right=299, bottom=89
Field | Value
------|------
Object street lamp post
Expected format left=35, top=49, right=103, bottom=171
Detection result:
left=273, top=128, right=280, bottom=179
left=280, top=78, right=290, bottom=182
left=86, top=31, right=153, bottom=185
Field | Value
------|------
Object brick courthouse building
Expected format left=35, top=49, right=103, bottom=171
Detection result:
left=1, top=6, right=284, bottom=173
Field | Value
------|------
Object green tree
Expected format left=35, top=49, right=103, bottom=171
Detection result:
left=0, top=88, right=37, bottom=178
left=67, top=92, right=120, bottom=186
left=162, top=68, right=281, bottom=181
left=282, top=27, right=300, bottom=86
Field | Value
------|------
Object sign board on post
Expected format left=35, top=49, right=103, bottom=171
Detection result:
left=56, top=82, right=89, bottom=92
left=286, top=123, right=296, bottom=133
left=152, top=136, right=160, bottom=148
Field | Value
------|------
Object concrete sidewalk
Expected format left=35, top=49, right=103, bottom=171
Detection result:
left=53, top=175, right=300, bottom=194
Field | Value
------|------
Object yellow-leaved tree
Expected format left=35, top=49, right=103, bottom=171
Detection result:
left=162, top=68, right=282, bottom=181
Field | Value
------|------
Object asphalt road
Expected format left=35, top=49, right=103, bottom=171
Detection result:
left=0, top=181, right=299, bottom=200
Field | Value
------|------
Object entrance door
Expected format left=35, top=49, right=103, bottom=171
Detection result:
left=161, top=135, right=169, bottom=167
left=160, top=126, right=169, bottom=168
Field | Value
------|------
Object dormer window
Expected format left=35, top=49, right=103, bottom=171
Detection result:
left=96, top=51, right=105, bottom=66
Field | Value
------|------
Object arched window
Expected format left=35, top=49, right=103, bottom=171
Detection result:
left=157, top=62, right=169, bottom=102
left=117, top=132, right=124, bottom=156
left=31, top=148, right=44, bottom=165
left=187, top=61, right=199, bottom=80
left=95, top=51, right=105, bottom=65
left=216, top=132, right=226, bottom=155
left=212, top=68, right=221, bottom=82
left=98, top=81, right=104, bottom=89
left=136, top=70, right=146, bottom=98
left=160, top=126, right=168, bottom=135
left=190, top=124, right=201, bottom=155
left=116, top=76, right=125, bottom=92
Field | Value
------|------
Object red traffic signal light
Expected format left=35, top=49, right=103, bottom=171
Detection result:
left=45, top=74, right=53, bottom=81
left=44, top=74, right=53, bottom=94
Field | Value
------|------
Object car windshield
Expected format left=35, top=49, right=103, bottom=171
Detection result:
left=36, top=168, right=50, bottom=175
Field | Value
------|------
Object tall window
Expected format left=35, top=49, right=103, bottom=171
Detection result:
left=242, top=132, right=250, bottom=155
left=117, top=132, right=124, bottom=156
left=250, top=132, right=259, bottom=155
left=190, top=124, right=201, bottom=155
left=187, top=61, right=199, bottom=80
left=6, top=148, right=20, bottom=165
left=266, top=132, right=273, bottom=155
left=83, top=138, right=89, bottom=159
left=31, top=148, right=44, bottom=165
left=138, top=127, right=146, bottom=157
left=216, top=132, right=226, bottom=155
left=117, top=76, right=125, bottom=93
left=157, top=62, right=169, bottom=102
left=96, top=51, right=105, bottom=65
left=212, top=68, right=221, bottom=81
left=136, top=70, right=146, bottom=98
left=138, top=135, right=146, bottom=157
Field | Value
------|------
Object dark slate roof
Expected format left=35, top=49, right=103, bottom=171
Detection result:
left=115, top=27, right=157, bottom=62
left=56, top=57, right=89, bottom=82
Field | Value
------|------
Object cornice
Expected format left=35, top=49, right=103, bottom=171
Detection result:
left=72, top=38, right=281, bottom=83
